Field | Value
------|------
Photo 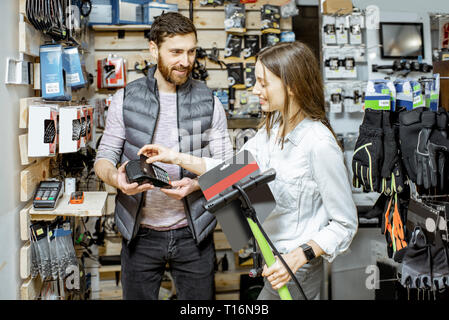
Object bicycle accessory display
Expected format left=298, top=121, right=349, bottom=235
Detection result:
left=33, top=180, right=63, bottom=210
left=125, top=155, right=172, bottom=188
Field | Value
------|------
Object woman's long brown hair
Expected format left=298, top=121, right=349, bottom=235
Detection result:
left=256, top=41, right=340, bottom=149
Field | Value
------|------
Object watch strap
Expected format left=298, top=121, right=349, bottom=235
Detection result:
left=300, top=243, right=316, bottom=262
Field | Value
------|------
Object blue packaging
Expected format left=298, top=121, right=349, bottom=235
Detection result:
left=63, top=47, right=86, bottom=89
left=280, top=31, right=295, bottom=42
left=143, top=1, right=178, bottom=25
left=113, top=0, right=146, bottom=24
left=40, top=45, right=72, bottom=101
left=213, top=89, right=229, bottom=110
left=89, top=0, right=114, bottom=25
left=364, top=80, right=391, bottom=111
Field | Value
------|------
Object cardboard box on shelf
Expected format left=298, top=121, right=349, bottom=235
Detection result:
left=323, top=0, right=353, bottom=15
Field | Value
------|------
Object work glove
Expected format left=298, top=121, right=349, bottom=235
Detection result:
left=352, top=109, right=383, bottom=192
left=398, top=107, right=436, bottom=188
left=400, top=226, right=432, bottom=289
left=430, top=232, right=449, bottom=291
left=428, top=108, right=449, bottom=192
left=380, top=111, right=405, bottom=195
left=415, top=110, right=437, bottom=189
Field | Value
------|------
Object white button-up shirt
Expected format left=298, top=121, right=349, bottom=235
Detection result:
left=204, top=118, right=358, bottom=262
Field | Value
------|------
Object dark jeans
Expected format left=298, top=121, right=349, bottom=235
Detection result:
left=121, top=226, right=215, bottom=300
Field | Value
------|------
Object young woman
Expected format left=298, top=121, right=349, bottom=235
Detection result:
left=138, top=41, right=358, bottom=300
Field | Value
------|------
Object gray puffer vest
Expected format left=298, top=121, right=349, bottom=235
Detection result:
left=115, top=65, right=217, bottom=246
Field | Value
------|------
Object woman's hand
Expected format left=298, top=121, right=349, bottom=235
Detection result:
left=160, top=178, right=201, bottom=200
left=262, top=250, right=307, bottom=291
left=138, top=144, right=180, bottom=165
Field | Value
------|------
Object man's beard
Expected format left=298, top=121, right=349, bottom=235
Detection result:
left=158, top=55, right=192, bottom=86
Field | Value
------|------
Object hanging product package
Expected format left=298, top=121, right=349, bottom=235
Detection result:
left=28, top=104, right=59, bottom=157
left=243, top=35, right=260, bottom=60
left=349, top=14, right=364, bottom=45
left=227, top=63, right=245, bottom=89
left=54, top=224, right=78, bottom=280
left=245, top=63, right=255, bottom=89
left=409, top=80, right=426, bottom=109
left=59, top=106, right=83, bottom=153
left=395, top=80, right=414, bottom=111
left=224, top=3, right=246, bottom=32
left=47, top=224, right=59, bottom=280
left=280, top=0, right=299, bottom=18
left=224, top=34, right=243, bottom=60
left=280, top=31, right=295, bottom=42
left=97, top=55, right=127, bottom=89
left=261, top=5, right=281, bottom=34
left=364, top=80, right=391, bottom=111
left=31, top=223, right=51, bottom=280
left=40, top=44, right=72, bottom=101
left=62, top=47, right=86, bottom=90
left=261, top=33, right=280, bottom=48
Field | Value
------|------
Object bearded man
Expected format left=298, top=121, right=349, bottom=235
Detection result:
left=94, top=12, right=233, bottom=300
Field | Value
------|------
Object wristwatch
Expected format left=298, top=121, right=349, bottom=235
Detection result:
left=300, top=243, right=316, bottom=263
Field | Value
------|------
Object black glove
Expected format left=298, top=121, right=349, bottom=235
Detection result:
left=400, top=226, right=432, bottom=289
left=415, top=110, right=437, bottom=189
left=381, top=111, right=405, bottom=195
left=428, top=108, right=449, bottom=192
left=398, top=108, right=437, bottom=189
left=430, top=232, right=449, bottom=291
left=352, top=109, right=383, bottom=192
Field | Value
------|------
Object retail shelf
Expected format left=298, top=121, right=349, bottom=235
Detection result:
left=29, top=191, right=108, bottom=221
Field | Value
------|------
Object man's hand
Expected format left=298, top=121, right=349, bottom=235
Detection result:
left=160, top=177, right=200, bottom=200
left=116, top=161, right=154, bottom=195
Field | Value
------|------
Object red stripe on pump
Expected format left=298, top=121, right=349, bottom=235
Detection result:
left=203, top=161, right=259, bottom=200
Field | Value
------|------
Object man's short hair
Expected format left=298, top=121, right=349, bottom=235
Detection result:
left=148, top=12, right=197, bottom=46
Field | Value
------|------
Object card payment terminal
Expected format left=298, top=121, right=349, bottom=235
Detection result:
left=33, top=180, right=63, bottom=210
